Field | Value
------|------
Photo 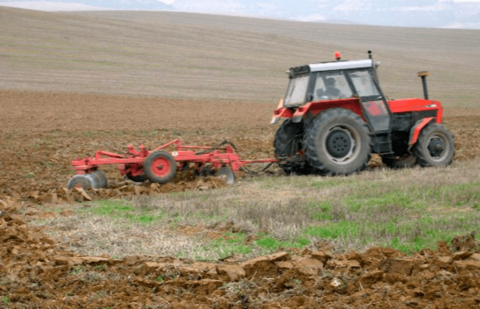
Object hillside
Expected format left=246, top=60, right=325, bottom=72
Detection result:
left=0, top=7, right=479, bottom=107
left=2, top=0, right=480, bottom=28
left=1, top=7, right=480, bottom=308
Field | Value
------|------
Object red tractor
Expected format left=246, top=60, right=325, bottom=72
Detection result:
left=271, top=51, right=455, bottom=176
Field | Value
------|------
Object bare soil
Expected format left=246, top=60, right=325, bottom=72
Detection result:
left=1, top=90, right=480, bottom=308
left=1, top=200, right=480, bottom=308
left=1, top=90, right=479, bottom=204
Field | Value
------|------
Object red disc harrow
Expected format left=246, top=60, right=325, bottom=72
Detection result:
left=67, top=139, right=277, bottom=189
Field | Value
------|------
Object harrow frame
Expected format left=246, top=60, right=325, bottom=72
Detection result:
left=68, top=139, right=277, bottom=189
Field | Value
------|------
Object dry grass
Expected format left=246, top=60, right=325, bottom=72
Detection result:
left=42, top=213, right=210, bottom=259
left=34, top=158, right=480, bottom=260
left=1, top=7, right=480, bottom=106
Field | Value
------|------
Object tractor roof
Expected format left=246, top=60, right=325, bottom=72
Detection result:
left=309, top=59, right=373, bottom=72
left=289, top=59, right=373, bottom=78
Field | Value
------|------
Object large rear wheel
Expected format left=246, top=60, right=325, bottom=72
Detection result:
left=274, top=119, right=311, bottom=175
left=413, top=123, right=455, bottom=167
left=305, top=108, right=371, bottom=176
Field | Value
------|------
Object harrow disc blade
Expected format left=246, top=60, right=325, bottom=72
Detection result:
left=67, top=174, right=93, bottom=190
left=93, top=170, right=108, bottom=188
left=216, top=166, right=235, bottom=185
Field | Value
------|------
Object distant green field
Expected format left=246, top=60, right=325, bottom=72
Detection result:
left=1, top=7, right=480, bottom=106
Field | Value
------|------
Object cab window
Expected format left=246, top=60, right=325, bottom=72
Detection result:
left=313, top=72, right=353, bottom=101
left=284, top=75, right=309, bottom=106
left=348, top=70, right=379, bottom=97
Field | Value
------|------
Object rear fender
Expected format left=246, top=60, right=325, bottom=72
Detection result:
left=409, top=117, right=435, bottom=147
left=292, top=98, right=364, bottom=123
left=270, top=107, right=294, bottom=124
left=271, top=98, right=294, bottom=124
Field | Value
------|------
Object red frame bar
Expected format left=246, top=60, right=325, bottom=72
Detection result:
left=71, top=139, right=277, bottom=176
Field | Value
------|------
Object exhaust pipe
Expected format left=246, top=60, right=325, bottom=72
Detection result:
left=418, top=71, right=430, bottom=100
left=369, top=50, right=381, bottom=85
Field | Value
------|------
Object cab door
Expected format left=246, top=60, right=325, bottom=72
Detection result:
left=348, top=70, right=391, bottom=133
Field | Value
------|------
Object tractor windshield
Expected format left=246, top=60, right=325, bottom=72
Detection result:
left=313, top=72, right=353, bottom=101
left=284, top=75, right=309, bottom=106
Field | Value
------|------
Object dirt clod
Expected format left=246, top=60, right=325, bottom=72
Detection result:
left=2, top=207, right=479, bottom=307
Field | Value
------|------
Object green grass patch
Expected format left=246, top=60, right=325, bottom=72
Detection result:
left=82, top=200, right=164, bottom=225
left=310, top=178, right=350, bottom=189
left=305, top=221, right=358, bottom=239
left=86, top=200, right=134, bottom=216
left=347, top=190, right=415, bottom=213
left=422, top=183, right=480, bottom=207
left=196, top=233, right=252, bottom=260
left=308, top=201, right=334, bottom=221
left=256, top=235, right=310, bottom=251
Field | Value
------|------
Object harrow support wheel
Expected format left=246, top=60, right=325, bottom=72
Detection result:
left=413, top=123, right=455, bottom=167
left=144, top=151, right=177, bottom=184
left=125, top=164, right=148, bottom=182
left=305, top=108, right=371, bottom=176
left=126, top=173, right=148, bottom=183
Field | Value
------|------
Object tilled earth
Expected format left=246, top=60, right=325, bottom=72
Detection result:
left=2, top=200, right=480, bottom=308
left=1, top=90, right=480, bottom=308
left=1, top=90, right=479, bottom=205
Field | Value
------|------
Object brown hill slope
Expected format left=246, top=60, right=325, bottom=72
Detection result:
left=0, top=7, right=479, bottom=106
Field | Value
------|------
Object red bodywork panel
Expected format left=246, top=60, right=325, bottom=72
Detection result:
left=387, top=98, right=443, bottom=123
left=409, top=117, right=435, bottom=146
left=272, top=98, right=365, bottom=123
left=272, top=97, right=443, bottom=126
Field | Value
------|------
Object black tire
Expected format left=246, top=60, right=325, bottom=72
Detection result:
left=125, top=164, right=148, bottom=182
left=305, top=108, right=371, bottom=176
left=93, top=170, right=108, bottom=188
left=274, top=119, right=311, bottom=175
left=126, top=172, right=148, bottom=183
left=381, top=154, right=416, bottom=169
left=144, top=151, right=177, bottom=184
left=413, top=123, right=455, bottom=167
left=67, top=174, right=94, bottom=190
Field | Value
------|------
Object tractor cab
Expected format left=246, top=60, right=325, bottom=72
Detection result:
left=281, top=57, right=391, bottom=135
left=272, top=51, right=455, bottom=176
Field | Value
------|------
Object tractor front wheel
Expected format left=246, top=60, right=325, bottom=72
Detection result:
left=305, top=108, right=371, bottom=176
left=413, top=123, right=455, bottom=167
left=144, top=151, right=177, bottom=184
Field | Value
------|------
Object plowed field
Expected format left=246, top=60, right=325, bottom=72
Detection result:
left=1, top=90, right=480, bottom=308
left=1, top=90, right=479, bottom=204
